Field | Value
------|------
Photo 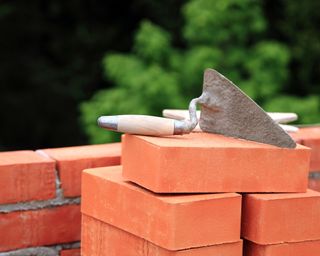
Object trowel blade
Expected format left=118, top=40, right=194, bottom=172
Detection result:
left=199, top=69, right=296, bottom=148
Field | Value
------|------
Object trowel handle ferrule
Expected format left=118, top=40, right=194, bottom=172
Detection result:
left=97, top=115, right=189, bottom=136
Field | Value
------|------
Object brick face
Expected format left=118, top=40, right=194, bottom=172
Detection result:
left=81, top=214, right=243, bottom=256
left=39, top=143, right=121, bottom=197
left=0, top=204, right=81, bottom=252
left=82, top=166, right=241, bottom=250
left=291, top=127, right=320, bottom=171
left=241, top=189, right=320, bottom=244
left=244, top=240, right=320, bottom=256
left=122, top=133, right=310, bottom=193
left=60, top=248, right=81, bottom=256
left=0, top=150, right=56, bottom=204
left=309, top=173, right=320, bottom=192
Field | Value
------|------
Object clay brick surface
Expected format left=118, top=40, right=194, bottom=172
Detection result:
left=39, top=143, right=121, bottom=197
left=309, top=176, right=320, bottom=192
left=0, top=204, right=81, bottom=252
left=60, top=248, right=81, bottom=256
left=81, top=166, right=241, bottom=250
left=0, top=150, right=56, bottom=204
left=242, top=189, right=320, bottom=244
left=291, top=127, right=320, bottom=171
left=122, top=133, right=310, bottom=193
left=81, top=214, right=243, bottom=256
left=244, top=239, right=320, bottom=256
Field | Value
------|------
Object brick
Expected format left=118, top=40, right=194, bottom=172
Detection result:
left=81, top=166, right=241, bottom=250
left=244, top=239, right=320, bottom=256
left=241, top=189, right=320, bottom=244
left=0, top=150, right=56, bottom=204
left=38, top=143, right=121, bottom=197
left=122, top=133, right=310, bottom=193
left=81, top=214, right=243, bottom=256
left=0, top=204, right=81, bottom=252
left=290, top=127, right=320, bottom=171
left=309, top=175, right=320, bottom=192
left=60, top=248, right=81, bottom=256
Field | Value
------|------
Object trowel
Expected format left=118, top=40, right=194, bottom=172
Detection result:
left=162, top=109, right=299, bottom=133
left=98, top=69, right=296, bottom=148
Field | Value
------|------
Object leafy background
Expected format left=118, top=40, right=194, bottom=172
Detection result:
left=1, top=0, right=319, bottom=150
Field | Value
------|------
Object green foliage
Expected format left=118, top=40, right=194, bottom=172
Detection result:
left=264, top=95, right=320, bottom=124
left=81, top=0, right=320, bottom=144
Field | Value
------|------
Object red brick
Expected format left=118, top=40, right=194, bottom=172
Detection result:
left=241, top=189, right=320, bottom=244
left=38, top=143, right=121, bottom=197
left=0, top=204, right=81, bottom=252
left=81, top=166, right=241, bottom=250
left=244, top=239, right=320, bottom=256
left=122, top=133, right=310, bottom=193
left=81, top=214, right=243, bottom=256
left=309, top=176, right=320, bottom=192
left=60, top=249, right=81, bottom=256
left=0, top=150, right=56, bottom=204
left=291, top=127, right=320, bottom=171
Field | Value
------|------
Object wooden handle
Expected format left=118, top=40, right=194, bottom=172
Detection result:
left=98, top=115, right=186, bottom=136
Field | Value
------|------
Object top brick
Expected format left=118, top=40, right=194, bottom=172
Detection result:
left=0, top=150, right=56, bottom=204
left=39, top=143, right=121, bottom=197
left=122, top=133, right=310, bottom=193
left=291, top=126, right=320, bottom=171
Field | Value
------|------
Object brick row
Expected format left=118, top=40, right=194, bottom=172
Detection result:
left=0, top=204, right=80, bottom=252
left=39, top=143, right=121, bottom=197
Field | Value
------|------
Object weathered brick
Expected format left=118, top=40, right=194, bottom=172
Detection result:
left=38, top=143, right=121, bottom=197
left=122, top=133, right=310, bottom=193
left=0, top=204, right=81, bottom=252
left=82, top=166, right=241, bottom=250
left=242, top=189, right=320, bottom=244
left=0, top=150, right=56, bottom=204
left=81, top=214, right=243, bottom=256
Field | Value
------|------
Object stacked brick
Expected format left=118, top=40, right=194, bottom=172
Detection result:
left=0, top=143, right=120, bottom=255
left=291, top=126, right=320, bottom=192
left=81, top=131, right=319, bottom=256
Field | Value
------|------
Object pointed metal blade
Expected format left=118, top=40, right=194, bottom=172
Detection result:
left=199, top=69, right=296, bottom=148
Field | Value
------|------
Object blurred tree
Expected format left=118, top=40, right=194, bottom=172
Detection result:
left=82, top=0, right=320, bottom=144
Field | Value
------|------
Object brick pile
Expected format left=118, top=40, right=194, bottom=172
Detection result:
left=0, top=143, right=121, bottom=255
left=1, top=126, right=319, bottom=255
left=81, top=131, right=320, bottom=256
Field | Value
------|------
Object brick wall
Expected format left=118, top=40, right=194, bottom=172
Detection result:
left=0, top=143, right=121, bottom=255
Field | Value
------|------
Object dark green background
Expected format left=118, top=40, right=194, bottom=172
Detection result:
left=0, top=0, right=319, bottom=150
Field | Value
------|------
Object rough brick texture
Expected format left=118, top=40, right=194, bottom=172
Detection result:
left=0, top=204, right=81, bottom=252
left=39, top=143, right=121, bottom=197
left=60, top=248, right=81, bottom=256
left=244, top=239, right=320, bottom=256
left=242, top=189, right=320, bottom=244
left=81, top=166, right=241, bottom=250
left=0, top=150, right=56, bottom=204
left=122, top=133, right=310, bottom=193
left=81, top=214, right=243, bottom=256
left=291, top=126, right=320, bottom=171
